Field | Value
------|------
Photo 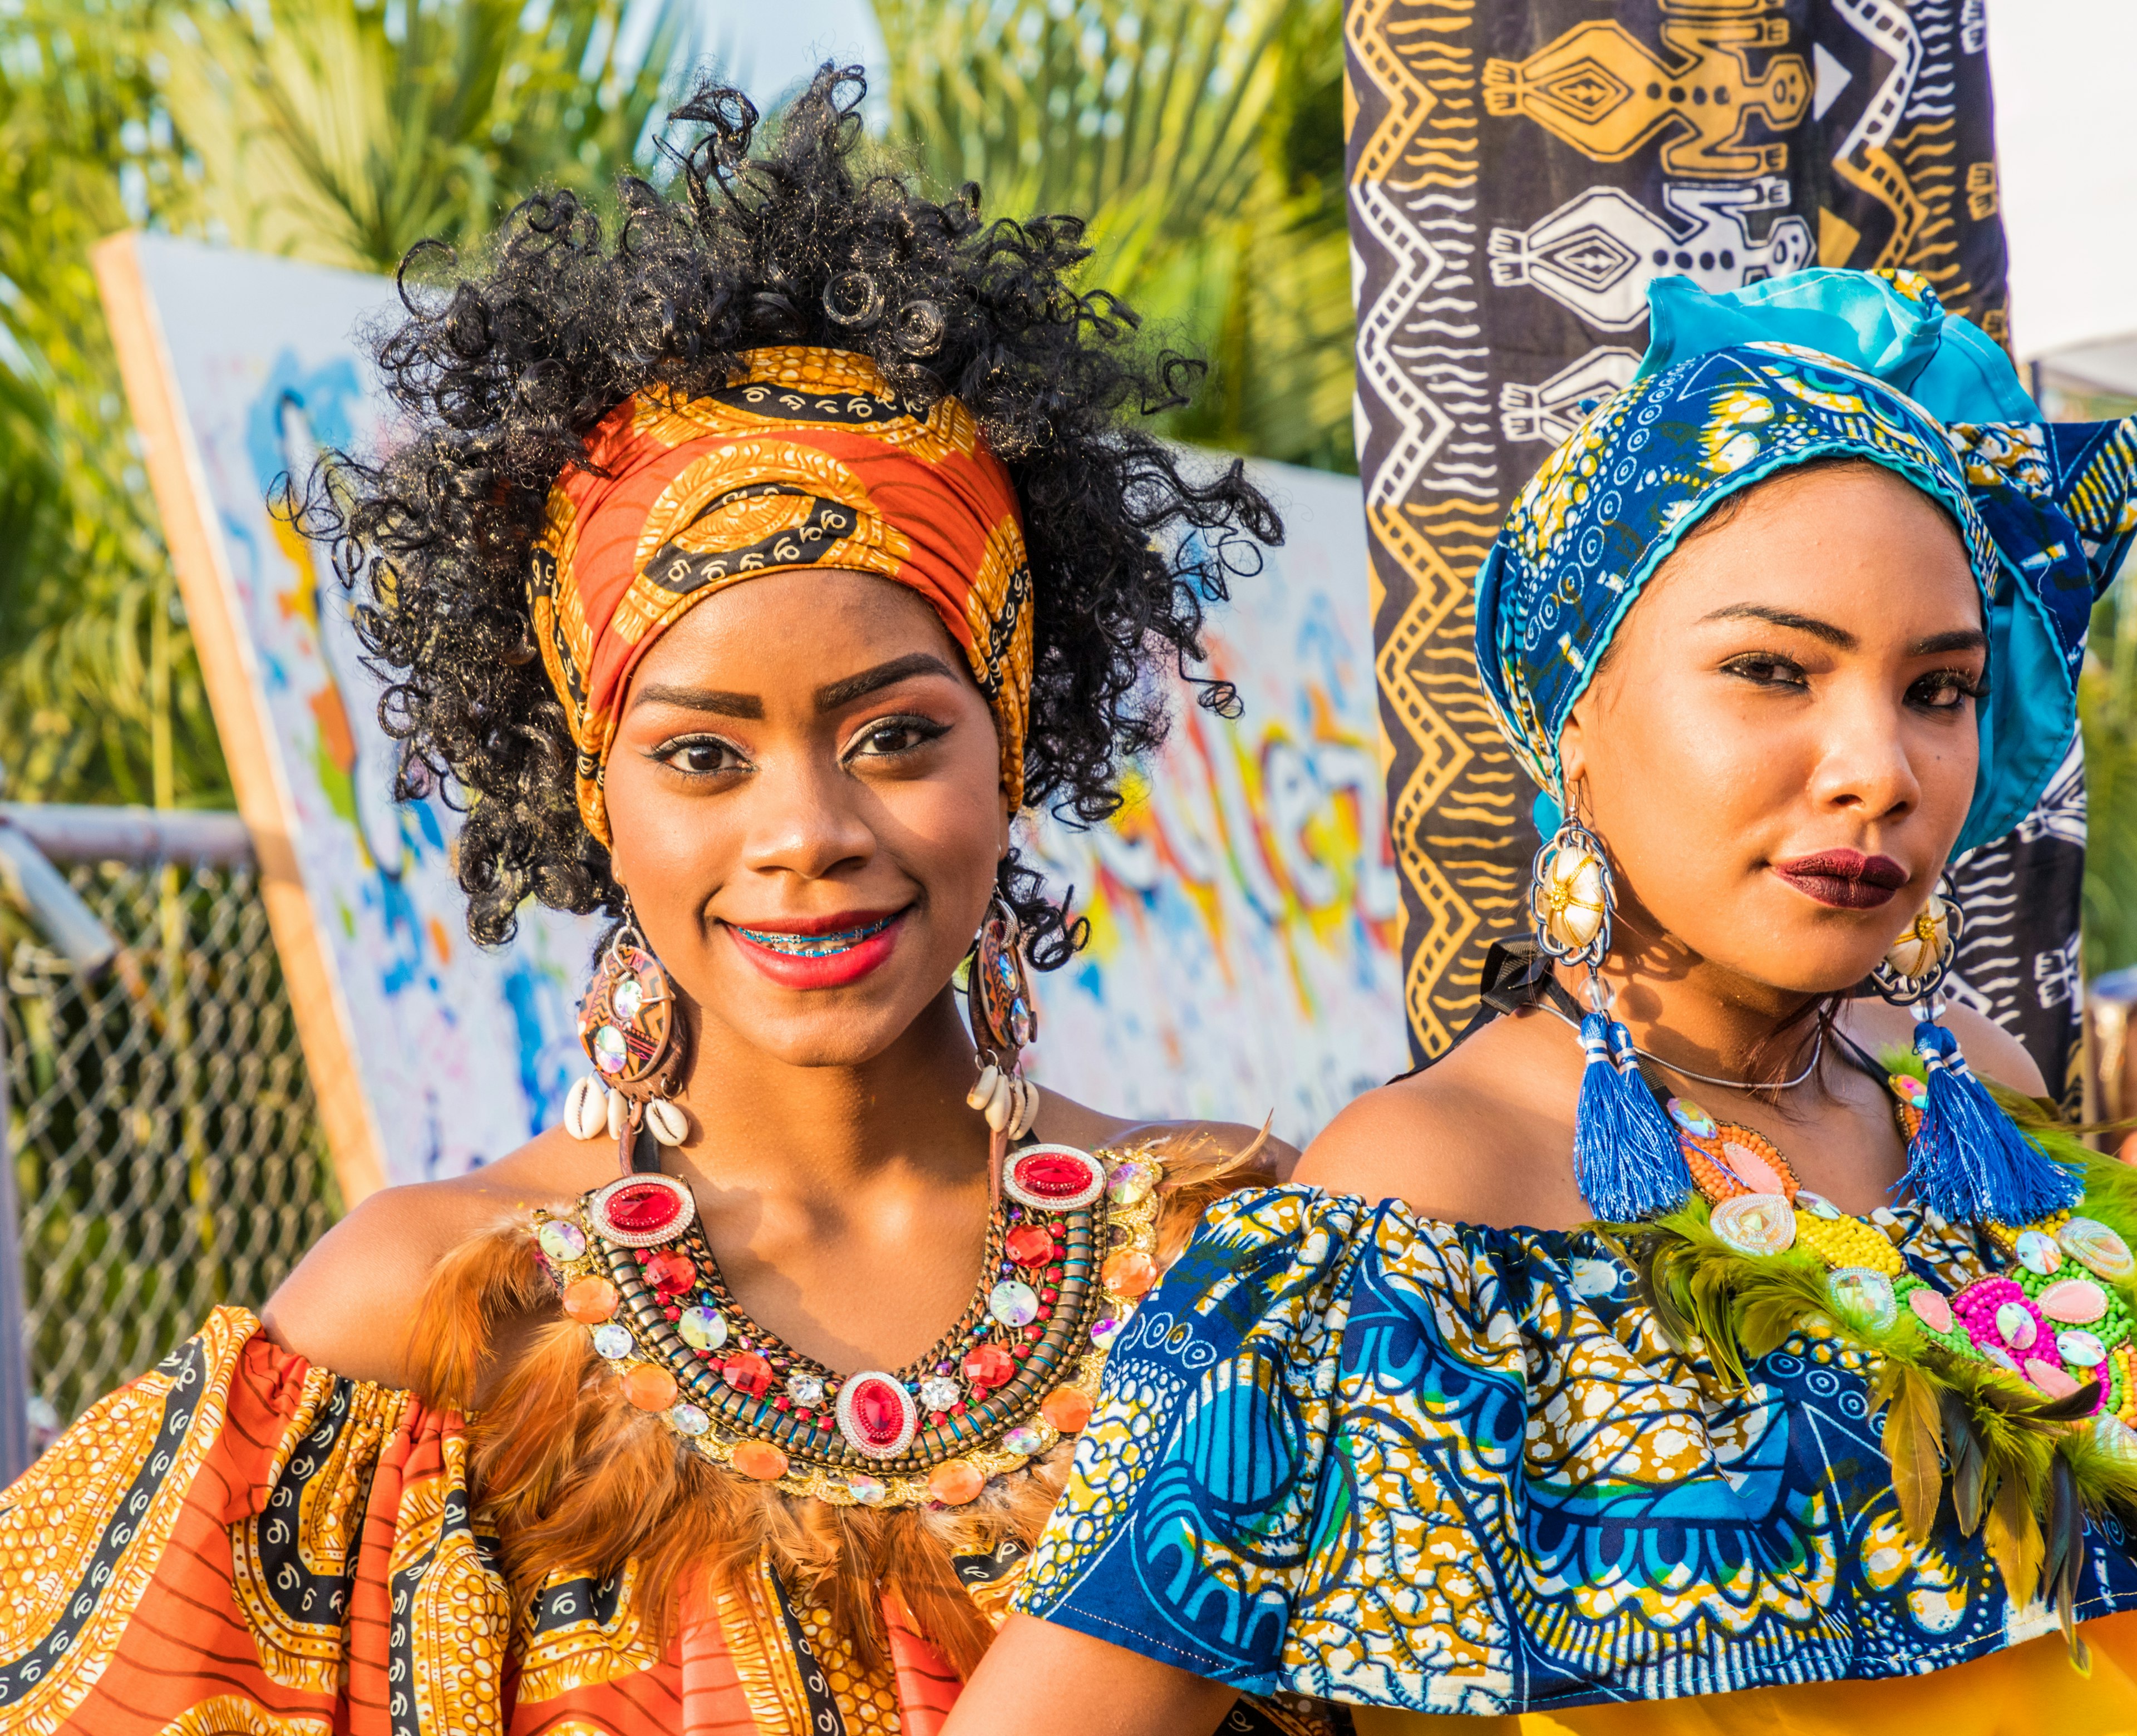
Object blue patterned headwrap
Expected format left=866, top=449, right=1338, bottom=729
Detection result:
left=1476, top=268, right=2137, bottom=856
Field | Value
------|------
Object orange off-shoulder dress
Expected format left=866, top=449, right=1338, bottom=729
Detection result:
left=0, top=1306, right=985, bottom=1734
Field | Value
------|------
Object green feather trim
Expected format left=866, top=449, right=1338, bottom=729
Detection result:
left=1880, top=1042, right=1928, bottom=1085
left=1601, top=1140, right=2137, bottom=1639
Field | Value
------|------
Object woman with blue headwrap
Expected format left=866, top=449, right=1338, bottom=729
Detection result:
left=943, top=271, right=2137, bottom=1733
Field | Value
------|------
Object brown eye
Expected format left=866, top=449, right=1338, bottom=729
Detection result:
left=1721, top=653, right=1808, bottom=689
left=657, top=736, right=748, bottom=777
left=1909, top=671, right=1983, bottom=712
left=847, top=716, right=949, bottom=760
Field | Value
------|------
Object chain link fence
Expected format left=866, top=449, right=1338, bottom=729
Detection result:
left=4, top=845, right=339, bottom=1429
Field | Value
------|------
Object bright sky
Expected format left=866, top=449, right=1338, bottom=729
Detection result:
left=1986, top=0, right=2137, bottom=366
left=682, top=0, right=888, bottom=109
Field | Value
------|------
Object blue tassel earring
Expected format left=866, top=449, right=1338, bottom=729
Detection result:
left=1874, top=889, right=2080, bottom=1224
left=1531, top=814, right=1691, bottom=1220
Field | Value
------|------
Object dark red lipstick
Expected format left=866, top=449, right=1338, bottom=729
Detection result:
left=1769, top=849, right=1908, bottom=911
left=726, top=908, right=909, bottom=989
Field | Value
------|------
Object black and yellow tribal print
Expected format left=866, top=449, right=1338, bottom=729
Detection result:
left=1343, top=1, right=2060, bottom=1081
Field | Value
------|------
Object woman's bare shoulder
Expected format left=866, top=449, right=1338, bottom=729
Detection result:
left=1295, top=1014, right=1582, bottom=1221
left=1844, top=997, right=2049, bottom=1098
left=259, top=1125, right=599, bottom=1390
left=1296, top=1062, right=1511, bottom=1205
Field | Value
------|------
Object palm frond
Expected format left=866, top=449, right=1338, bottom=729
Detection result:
left=0, top=0, right=698, bottom=803
left=160, top=0, right=695, bottom=272
left=875, top=0, right=1355, bottom=471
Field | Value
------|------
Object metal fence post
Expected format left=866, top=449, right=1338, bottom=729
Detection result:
left=0, top=1003, right=25, bottom=1486
left=0, top=815, right=120, bottom=1481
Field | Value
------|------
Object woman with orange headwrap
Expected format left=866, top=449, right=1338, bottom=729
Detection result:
left=0, top=73, right=1328, bottom=1735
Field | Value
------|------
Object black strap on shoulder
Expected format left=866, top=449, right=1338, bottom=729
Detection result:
left=1388, top=938, right=1587, bottom=1082
left=1466, top=936, right=1589, bottom=1029
left=1831, top=1020, right=1895, bottom=1085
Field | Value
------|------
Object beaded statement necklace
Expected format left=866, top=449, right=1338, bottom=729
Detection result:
left=1668, top=1082, right=2137, bottom=1442
left=530, top=1142, right=1163, bottom=1508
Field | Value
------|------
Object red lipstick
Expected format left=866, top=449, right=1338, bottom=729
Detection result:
left=1770, top=849, right=1908, bottom=911
left=726, top=909, right=908, bottom=989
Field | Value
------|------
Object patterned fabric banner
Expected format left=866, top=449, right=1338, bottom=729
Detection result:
left=1346, top=0, right=2083, bottom=1097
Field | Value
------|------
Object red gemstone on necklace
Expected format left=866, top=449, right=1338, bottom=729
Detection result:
left=645, top=1250, right=695, bottom=1293
left=607, top=1182, right=682, bottom=1235
left=1006, top=1225, right=1053, bottom=1268
left=849, top=1377, right=911, bottom=1450
left=722, top=1352, right=774, bottom=1397
left=1013, top=1152, right=1098, bottom=1201
left=963, top=1344, right=1015, bottom=1389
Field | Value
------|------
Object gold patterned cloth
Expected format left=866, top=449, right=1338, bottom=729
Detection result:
left=0, top=1304, right=1042, bottom=1734
left=529, top=346, right=1035, bottom=846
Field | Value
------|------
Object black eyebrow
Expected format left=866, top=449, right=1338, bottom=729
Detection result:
left=1699, top=604, right=1857, bottom=649
left=629, top=683, right=764, bottom=718
left=1908, top=627, right=1989, bottom=657
left=815, top=653, right=962, bottom=712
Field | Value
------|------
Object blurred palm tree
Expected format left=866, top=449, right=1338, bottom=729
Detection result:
left=161, top=0, right=693, bottom=273
left=0, top=1, right=218, bottom=807
left=2085, top=592, right=2137, bottom=978
left=875, top=0, right=1353, bottom=471
left=0, top=0, right=695, bottom=809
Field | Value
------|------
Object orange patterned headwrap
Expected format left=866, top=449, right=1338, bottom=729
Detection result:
left=529, top=347, right=1034, bottom=846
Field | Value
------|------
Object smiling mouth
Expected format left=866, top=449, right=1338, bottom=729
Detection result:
left=730, top=913, right=901, bottom=957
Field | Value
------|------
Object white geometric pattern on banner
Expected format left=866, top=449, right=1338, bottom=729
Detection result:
left=1353, top=180, right=1466, bottom=509
left=1500, top=348, right=1642, bottom=446
left=1830, top=0, right=1920, bottom=157
left=1486, top=181, right=1815, bottom=331
left=2016, top=735, right=2087, bottom=851
left=1946, top=737, right=2086, bottom=1051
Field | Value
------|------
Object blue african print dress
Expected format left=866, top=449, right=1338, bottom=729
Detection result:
left=1010, top=1183, right=2137, bottom=1720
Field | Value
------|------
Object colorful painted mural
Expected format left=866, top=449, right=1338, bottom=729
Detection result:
left=127, top=238, right=1400, bottom=1182
left=1022, top=466, right=1407, bottom=1143
left=128, top=236, right=599, bottom=1183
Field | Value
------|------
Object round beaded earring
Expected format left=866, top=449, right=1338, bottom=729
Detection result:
left=1872, top=882, right=2079, bottom=1224
left=564, top=903, right=690, bottom=1173
left=1528, top=809, right=1691, bottom=1221
left=1872, top=887, right=1962, bottom=1004
left=965, top=891, right=1040, bottom=1191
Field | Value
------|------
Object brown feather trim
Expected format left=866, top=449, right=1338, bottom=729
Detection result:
left=1146, top=1119, right=1276, bottom=1265
left=408, top=1210, right=557, bottom=1408
left=404, top=1137, right=1250, bottom=1678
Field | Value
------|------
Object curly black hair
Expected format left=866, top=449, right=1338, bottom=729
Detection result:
left=304, top=66, right=1281, bottom=962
